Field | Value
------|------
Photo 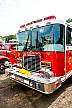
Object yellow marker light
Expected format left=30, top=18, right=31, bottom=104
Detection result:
left=19, top=68, right=31, bottom=75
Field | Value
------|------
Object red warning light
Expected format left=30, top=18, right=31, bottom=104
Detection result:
left=44, top=16, right=56, bottom=20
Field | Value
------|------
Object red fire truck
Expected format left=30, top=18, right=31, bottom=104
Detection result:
left=7, top=16, right=72, bottom=94
left=0, top=42, right=18, bottom=74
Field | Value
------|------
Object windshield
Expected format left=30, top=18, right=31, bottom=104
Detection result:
left=16, top=30, right=31, bottom=51
left=16, top=24, right=65, bottom=52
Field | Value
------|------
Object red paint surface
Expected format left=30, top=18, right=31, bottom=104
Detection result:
left=66, top=51, right=72, bottom=73
left=41, top=52, right=65, bottom=76
left=7, top=50, right=72, bottom=77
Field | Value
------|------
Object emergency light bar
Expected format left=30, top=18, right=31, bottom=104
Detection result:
left=20, top=16, right=56, bottom=28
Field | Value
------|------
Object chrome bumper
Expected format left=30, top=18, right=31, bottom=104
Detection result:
left=7, top=67, right=61, bottom=94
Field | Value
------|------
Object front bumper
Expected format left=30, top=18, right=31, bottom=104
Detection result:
left=7, top=67, right=61, bottom=94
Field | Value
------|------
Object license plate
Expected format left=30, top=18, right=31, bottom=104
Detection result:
left=24, top=79, right=29, bottom=85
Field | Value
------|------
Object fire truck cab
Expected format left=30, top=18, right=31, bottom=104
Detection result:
left=7, top=16, right=72, bottom=94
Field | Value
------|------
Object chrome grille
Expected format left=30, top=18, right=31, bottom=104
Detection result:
left=23, top=56, right=40, bottom=72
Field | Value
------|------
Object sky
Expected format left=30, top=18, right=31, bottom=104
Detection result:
left=0, top=0, right=72, bottom=36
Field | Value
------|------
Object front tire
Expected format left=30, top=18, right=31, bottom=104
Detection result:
left=0, top=63, right=5, bottom=74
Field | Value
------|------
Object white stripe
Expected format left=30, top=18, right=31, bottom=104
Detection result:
left=66, top=46, right=72, bottom=50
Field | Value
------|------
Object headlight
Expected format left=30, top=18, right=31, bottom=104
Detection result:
left=45, top=69, right=54, bottom=78
left=40, top=61, right=53, bottom=78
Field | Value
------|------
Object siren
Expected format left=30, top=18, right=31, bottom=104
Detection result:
left=44, top=16, right=56, bottom=20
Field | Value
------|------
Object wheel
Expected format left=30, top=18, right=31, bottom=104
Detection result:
left=0, top=59, right=10, bottom=74
left=0, top=63, right=5, bottom=74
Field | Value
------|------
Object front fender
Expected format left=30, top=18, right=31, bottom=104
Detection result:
left=0, top=55, right=10, bottom=62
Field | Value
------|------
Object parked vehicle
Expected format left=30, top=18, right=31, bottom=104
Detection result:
left=0, top=42, right=18, bottom=74
left=7, top=16, right=72, bottom=94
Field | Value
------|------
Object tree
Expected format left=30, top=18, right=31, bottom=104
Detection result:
left=4, top=34, right=16, bottom=43
left=66, top=18, right=72, bottom=23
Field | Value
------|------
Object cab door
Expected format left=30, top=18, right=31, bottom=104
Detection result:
left=66, top=26, right=72, bottom=73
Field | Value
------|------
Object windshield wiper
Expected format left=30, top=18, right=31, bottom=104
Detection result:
left=23, top=35, right=30, bottom=51
left=36, top=31, right=43, bottom=51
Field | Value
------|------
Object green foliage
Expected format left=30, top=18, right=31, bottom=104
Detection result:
left=3, top=34, right=16, bottom=43
left=66, top=18, right=72, bottom=23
